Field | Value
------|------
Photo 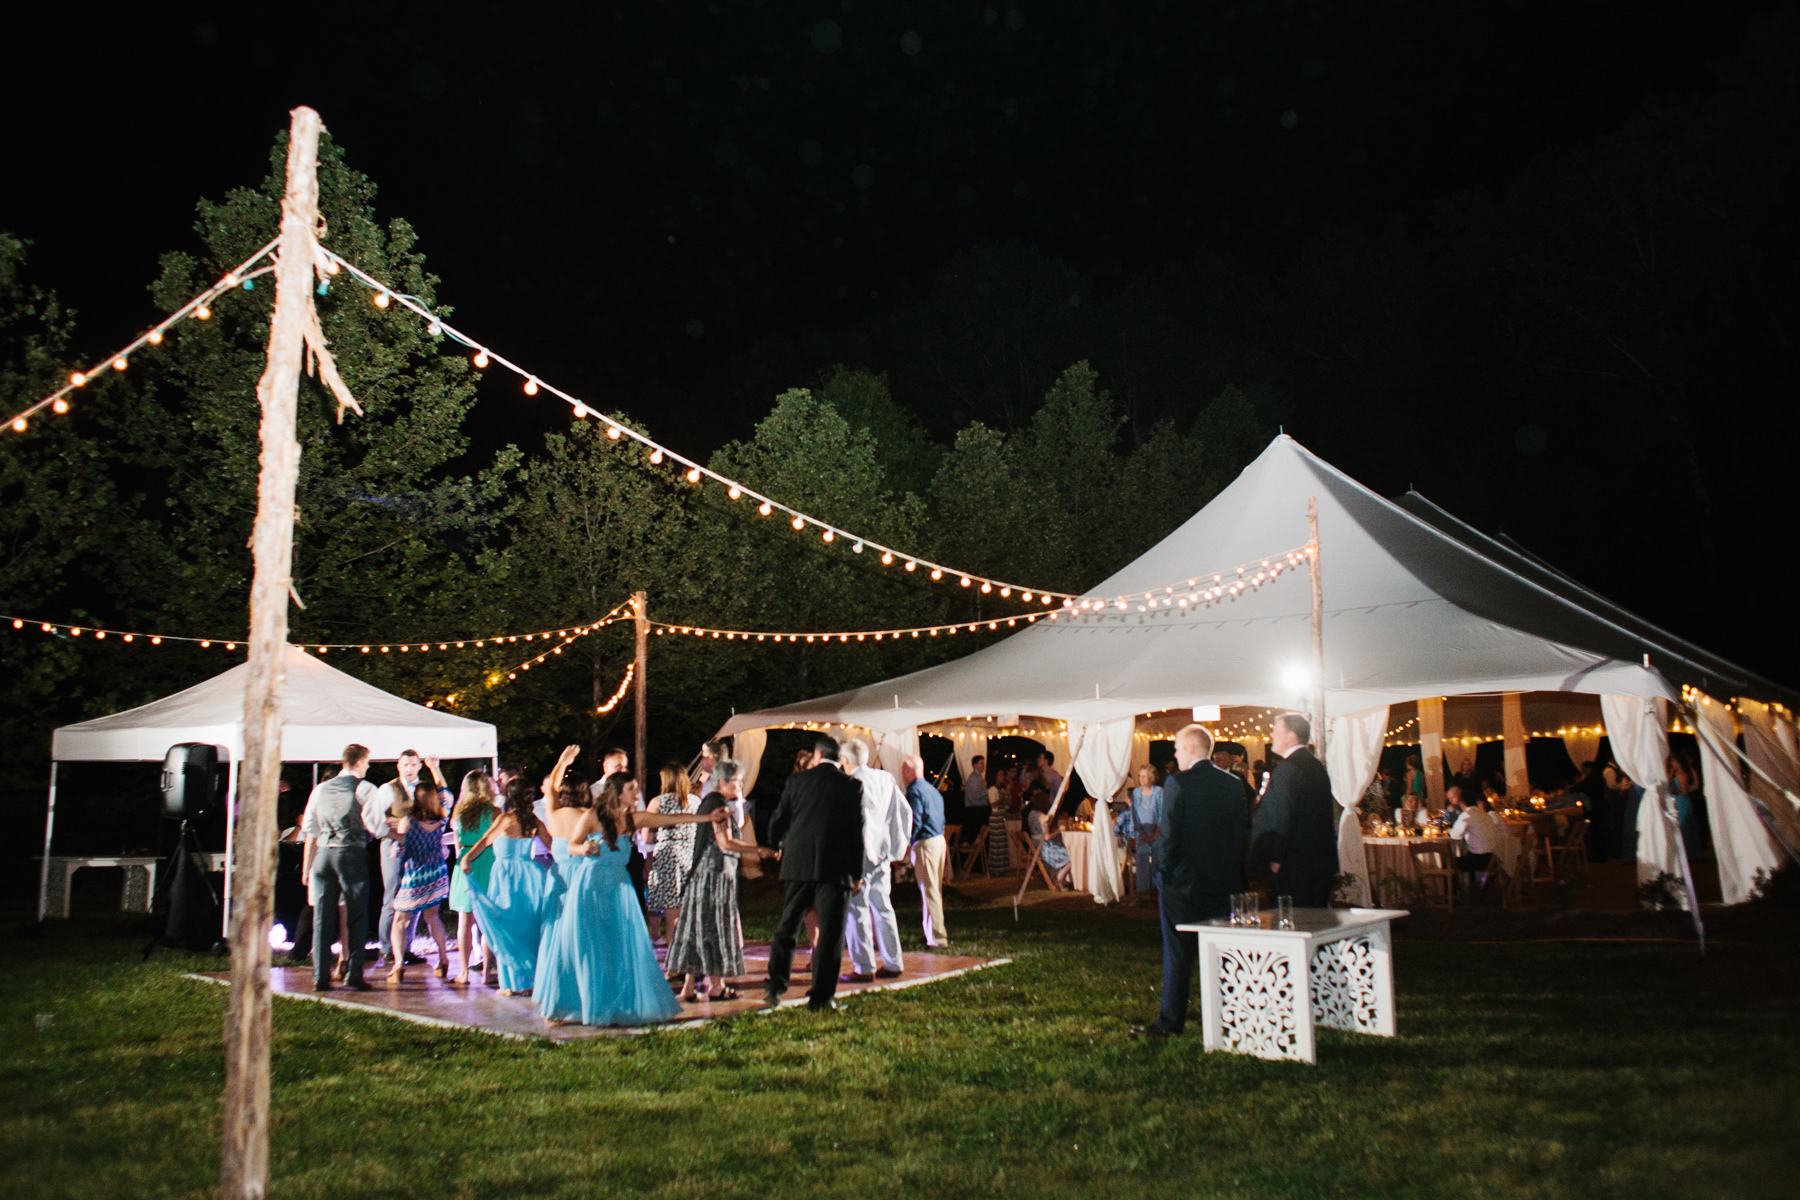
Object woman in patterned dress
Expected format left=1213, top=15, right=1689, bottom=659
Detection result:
left=387, top=782, right=452, bottom=984
left=644, top=763, right=699, bottom=947
left=666, top=762, right=775, bottom=1002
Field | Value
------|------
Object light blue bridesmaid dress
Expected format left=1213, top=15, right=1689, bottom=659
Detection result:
left=467, top=836, right=561, bottom=992
left=535, top=834, right=682, bottom=1026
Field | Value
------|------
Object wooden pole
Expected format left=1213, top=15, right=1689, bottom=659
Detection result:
left=221, top=106, right=321, bottom=1200
left=1307, top=497, right=1328, bottom=759
left=633, top=590, right=648, bottom=794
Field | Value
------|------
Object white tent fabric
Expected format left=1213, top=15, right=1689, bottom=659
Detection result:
left=719, top=435, right=1705, bottom=743
left=732, top=727, right=766, bottom=797
left=1601, top=694, right=1686, bottom=909
left=1737, top=700, right=1800, bottom=860
left=1327, top=706, right=1388, bottom=907
left=52, top=645, right=498, bottom=763
left=876, top=727, right=919, bottom=781
left=1692, top=694, right=1783, bottom=904
left=1072, top=717, right=1134, bottom=905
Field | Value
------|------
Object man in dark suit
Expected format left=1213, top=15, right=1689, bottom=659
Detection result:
left=763, top=736, right=866, bottom=1012
left=1250, top=712, right=1340, bottom=907
left=1133, top=724, right=1248, bottom=1038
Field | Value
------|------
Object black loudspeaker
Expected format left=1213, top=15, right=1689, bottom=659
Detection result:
left=161, top=743, right=222, bottom=821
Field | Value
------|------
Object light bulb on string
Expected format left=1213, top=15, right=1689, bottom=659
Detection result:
left=473, top=350, right=489, bottom=368
left=791, top=516, right=805, bottom=531
left=195, top=305, right=211, bottom=320
left=881, top=552, right=894, bottom=566
left=686, top=467, right=702, bottom=483
left=981, top=582, right=992, bottom=594
left=523, top=377, right=538, bottom=395
left=572, top=403, right=588, bottom=419
left=822, top=529, right=834, bottom=543
left=148, top=329, right=163, bottom=345
left=649, top=449, right=664, bottom=465
left=112, top=357, right=127, bottom=371
left=961, top=576, right=972, bottom=588
left=71, top=372, right=87, bottom=387
left=374, top=291, right=391, bottom=309
left=427, top=320, right=442, bottom=336
left=728, top=485, right=741, bottom=500
left=52, top=399, right=68, bottom=414
left=930, top=568, right=942, bottom=580
left=10, top=418, right=25, bottom=433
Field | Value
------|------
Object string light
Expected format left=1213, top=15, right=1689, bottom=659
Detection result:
left=4, top=239, right=278, bottom=435
left=523, top=376, right=539, bottom=395
left=474, top=350, right=490, bottom=368
left=649, top=614, right=1048, bottom=642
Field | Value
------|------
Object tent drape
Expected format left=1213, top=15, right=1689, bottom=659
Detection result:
left=876, top=727, right=919, bottom=781
left=1562, top=731, right=1603, bottom=773
left=1692, top=694, right=1783, bottom=904
left=1071, top=718, right=1134, bottom=907
left=1326, top=706, right=1387, bottom=907
left=1737, top=700, right=1800, bottom=861
left=1602, top=694, right=1688, bottom=909
left=732, top=727, right=766, bottom=797
left=945, top=728, right=985, bottom=789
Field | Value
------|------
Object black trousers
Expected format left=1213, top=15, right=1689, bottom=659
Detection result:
left=766, top=879, right=851, bottom=1009
left=1456, top=851, right=1495, bottom=875
left=310, top=846, right=370, bottom=987
left=1156, top=891, right=1230, bottom=1035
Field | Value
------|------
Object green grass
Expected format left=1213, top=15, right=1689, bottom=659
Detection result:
left=2, top=894, right=1796, bottom=1199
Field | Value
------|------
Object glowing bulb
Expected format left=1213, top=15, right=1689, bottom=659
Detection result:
left=686, top=467, right=702, bottom=483
left=930, top=568, right=942, bottom=580
left=151, top=636, right=161, bottom=645
left=728, top=486, right=741, bottom=500
left=226, top=642, right=236, bottom=650
left=52, top=398, right=68, bottom=414
left=822, top=529, right=834, bottom=542
left=10, top=418, right=25, bottom=432
left=881, top=552, right=894, bottom=565
left=224, top=273, right=240, bottom=287
left=572, top=403, right=588, bottom=419
left=905, top=560, right=917, bottom=572
left=1000, top=587, right=1011, bottom=597
left=650, top=449, right=664, bottom=465
left=41, top=623, right=51, bottom=632
left=961, top=576, right=972, bottom=588
left=374, top=291, right=391, bottom=308
left=758, top=501, right=772, bottom=516
left=981, top=582, right=992, bottom=594
left=852, top=541, right=863, bottom=553
left=427, top=320, right=442, bottom=336
left=148, top=329, right=163, bottom=345
left=195, top=305, right=211, bottom=320
left=524, top=377, right=538, bottom=395
left=113, top=357, right=128, bottom=371
left=792, top=516, right=806, bottom=530
left=71, top=372, right=87, bottom=386
left=474, top=350, right=490, bottom=368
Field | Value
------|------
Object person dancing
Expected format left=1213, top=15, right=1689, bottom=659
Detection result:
left=449, top=770, right=499, bottom=986
left=460, top=776, right=560, bottom=995
left=667, top=761, right=775, bottom=1002
left=644, top=763, right=700, bottom=949
left=387, top=782, right=453, bottom=984
left=535, top=764, right=724, bottom=1027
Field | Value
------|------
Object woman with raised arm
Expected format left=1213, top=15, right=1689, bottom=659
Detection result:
left=667, top=762, right=775, bottom=1003
left=460, top=775, right=559, bottom=995
left=535, top=762, right=725, bottom=1027
left=387, top=782, right=454, bottom=984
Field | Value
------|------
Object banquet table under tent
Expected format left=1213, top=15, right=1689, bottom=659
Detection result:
left=717, top=435, right=1800, bottom=915
left=41, top=644, right=499, bottom=931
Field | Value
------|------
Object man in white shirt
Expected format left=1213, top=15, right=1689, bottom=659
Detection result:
left=1448, top=786, right=1499, bottom=880
left=840, top=738, right=911, bottom=981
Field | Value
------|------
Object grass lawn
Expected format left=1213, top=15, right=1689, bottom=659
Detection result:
left=2, top=887, right=1797, bottom=1199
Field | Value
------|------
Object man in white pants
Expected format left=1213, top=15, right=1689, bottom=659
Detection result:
left=840, top=738, right=910, bottom=982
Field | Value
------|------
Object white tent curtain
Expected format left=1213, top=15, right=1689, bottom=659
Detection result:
left=1691, top=694, right=1783, bottom=904
left=1326, top=705, right=1387, bottom=908
left=943, top=727, right=986, bottom=788
left=875, top=726, right=919, bottom=780
left=1563, top=731, right=1603, bottom=773
left=732, top=727, right=767, bottom=797
left=1071, top=717, right=1134, bottom=906
left=1723, top=700, right=1800, bottom=864
left=1601, top=694, right=1688, bottom=909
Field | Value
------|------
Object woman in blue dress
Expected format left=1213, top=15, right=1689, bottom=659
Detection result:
left=449, top=770, right=499, bottom=986
left=458, top=776, right=559, bottom=995
left=1025, top=792, right=1074, bottom=890
left=535, top=761, right=725, bottom=1027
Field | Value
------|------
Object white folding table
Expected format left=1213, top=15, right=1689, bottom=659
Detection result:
left=1176, top=907, right=1409, bottom=1064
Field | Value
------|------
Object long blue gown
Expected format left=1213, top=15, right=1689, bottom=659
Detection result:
left=468, top=836, right=562, bottom=992
left=535, top=834, right=682, bottom=1027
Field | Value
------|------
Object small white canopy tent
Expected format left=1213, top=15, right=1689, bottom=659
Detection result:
left=720, top=435, right=1797, bottom=906
left=43, top=644, right=498, bottom=926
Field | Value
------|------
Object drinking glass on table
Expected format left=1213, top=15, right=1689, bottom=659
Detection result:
left=1243, top=893, right=1260, bottom=926
left=1276, top=895, right=1294, bottom=929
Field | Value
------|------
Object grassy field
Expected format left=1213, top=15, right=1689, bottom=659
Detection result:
left=2, top=887, right=1797, bottom=1199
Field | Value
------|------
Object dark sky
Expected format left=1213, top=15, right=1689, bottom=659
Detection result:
left=3, top=1, right=1771, bottom=457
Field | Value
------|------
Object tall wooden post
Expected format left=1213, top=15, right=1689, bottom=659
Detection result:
left=1307, top=497, right=1328, bottom=758
left=222, top=106, right=320, bottom=1200
left=633, top=590, right=648, bottom=793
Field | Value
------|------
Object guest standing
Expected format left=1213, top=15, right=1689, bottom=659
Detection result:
left=986, top=774, right=1013, bottom=875
left=301, top=744, right=378, bottom=992
left=1036, top=751, right=1063, bottom=799
left=375, top=750, right=450, bottom=968
left=386, top=782, right=453, bottom=984
left=667, top=762, right=775, bottom=1002
left=460, top=777, right=559, bottom=995
left=1250, top=713, right=1341, bottom=907
left=961, top=754, right=991, bottom=845
left=644, top=763, right=699, bottom=948
left=449, top=770, right=499, bottom=986
left=1134, top=724, right=1248, bottom=1038
left=1126, top=765, right=1164, bottom=900
left=900, top=754, right=949, bottom=948
left=841, top=739, right=910, bottom=982
left=763, top=737, right=866, bottom=1013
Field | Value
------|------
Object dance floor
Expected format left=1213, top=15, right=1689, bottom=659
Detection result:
left=188, top=943, right=1007, bottom=1042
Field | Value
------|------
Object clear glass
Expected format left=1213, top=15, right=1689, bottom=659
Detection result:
left=1243, top=892, right=1260, bottom=926
left=1229, top=893, right=1246, bottom=925
left=1277, top=895, right=1295, bottom=929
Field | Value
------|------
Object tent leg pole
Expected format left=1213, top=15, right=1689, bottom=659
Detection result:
left=37, top=763, right=58, bottom=922
left=1308, top=496, right=1328, bottom=759
left=223, top=758, right=237, bottom=939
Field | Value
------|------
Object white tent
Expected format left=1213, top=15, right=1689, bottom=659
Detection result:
left=720, top=435, right=1796, bottom=906
left=42, top=644, right=498, bottom=925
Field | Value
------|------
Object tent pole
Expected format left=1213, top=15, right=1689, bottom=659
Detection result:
left=223, top=106, right=330, bottom=1200
left=1013, top=732, right=1083, bottom=913
left=1308, top=497, right=1328, bottom=758
left=633, top=590, right=648, bottom=796
left=37, top=762, right=58, bottom=921
left=223, top=757, right=238, bottom=937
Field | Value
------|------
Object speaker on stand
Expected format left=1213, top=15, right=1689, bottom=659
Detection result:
left=144, top=743, right=226, bottom=956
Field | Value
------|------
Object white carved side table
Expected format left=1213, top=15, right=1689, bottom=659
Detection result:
left=1176, top=907, right=1409, bottom=1064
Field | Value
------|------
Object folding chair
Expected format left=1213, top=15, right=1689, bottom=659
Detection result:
left=1550, top=817, right=1590, bottom=878
left=1411, top=842, right=1455, bottom=911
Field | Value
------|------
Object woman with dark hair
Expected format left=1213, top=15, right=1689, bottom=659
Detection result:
left=387, top=781, right=453, bottom=984
left=535, top=762, right=723, bottom=1027
left=667, top=761, right=776, bottom=1002
left=460, top=775, right=559, bottom=995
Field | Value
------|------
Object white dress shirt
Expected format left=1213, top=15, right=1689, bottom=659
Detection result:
left=1451, top=806, right=1500, bottom=855
left=850, top=764, right=911, bottom=871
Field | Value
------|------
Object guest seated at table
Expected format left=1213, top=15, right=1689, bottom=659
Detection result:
left=1447, top=787, right=1499, bottom=880
left=1393, top=792, right=1429, bottom=830
left=1025, top=794, right=1073, bottom=889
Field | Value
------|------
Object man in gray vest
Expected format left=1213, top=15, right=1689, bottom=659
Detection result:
left=301, top=744, right=380, bottom=991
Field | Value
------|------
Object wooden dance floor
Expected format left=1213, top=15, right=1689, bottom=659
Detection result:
left=189, top=943, right=1006, bottom=1042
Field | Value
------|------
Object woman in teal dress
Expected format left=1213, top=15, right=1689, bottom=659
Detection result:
left=535, top=758, right=725, bottom=1027
left=459, top=776, right=558, bottom=995
left=449, top=771, right=498, bottom=986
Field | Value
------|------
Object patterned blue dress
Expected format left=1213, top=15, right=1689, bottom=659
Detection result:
left=393, top=820, right=449, bottom=912
left=535, top=834, right=682, bottom=1026
left=468, top=835, right=562, bottom=992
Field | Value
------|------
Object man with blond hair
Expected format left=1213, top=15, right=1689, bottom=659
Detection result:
left=1133, top=723, right=1249, bottom=1038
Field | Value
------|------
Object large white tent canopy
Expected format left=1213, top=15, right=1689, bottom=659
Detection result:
left=721, top=435, right=1798, bottom=907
